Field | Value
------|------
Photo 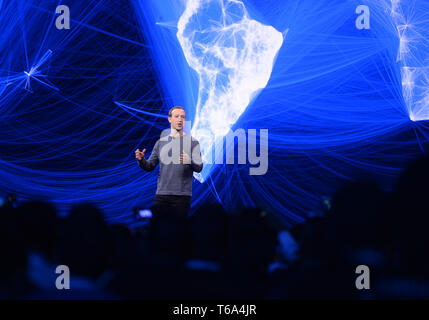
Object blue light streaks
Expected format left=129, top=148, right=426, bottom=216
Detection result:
left=387, top=0, right=429, bottom=121
left=132, top=0, right=429, bottom=225
left=175, top=0, right=284, bottom=180
left=1, top=0, right=429, bottom=226
left=0, top=0, right=167, bottom=222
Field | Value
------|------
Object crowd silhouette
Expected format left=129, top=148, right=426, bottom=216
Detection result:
left=1, top=154, right=429, bottom=299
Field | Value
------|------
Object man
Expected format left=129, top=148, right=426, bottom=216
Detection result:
left=135, top=106, right=203, bottom=219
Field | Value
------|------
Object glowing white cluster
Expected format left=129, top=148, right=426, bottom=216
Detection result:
left=177, top=0, right=283, bottom=169
left=390, top=0, right=429, bottom=121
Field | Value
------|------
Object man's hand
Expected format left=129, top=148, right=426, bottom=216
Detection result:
left=180, top=151, right=191, bottom=164
left=135, top=148, right=146, bottom=161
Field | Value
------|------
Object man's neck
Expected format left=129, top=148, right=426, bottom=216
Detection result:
left=169, top=128, right=185, bottom=137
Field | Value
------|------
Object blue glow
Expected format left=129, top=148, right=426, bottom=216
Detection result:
left=175, top=0, right=283, bottom=180
left=1, top=0, right=429, bottom=226
left=387, top=0, right=429, bottom=121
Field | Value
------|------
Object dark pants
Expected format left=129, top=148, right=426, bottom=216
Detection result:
left=152, top=194, right=191, bottom=221
left=150, top=195, right=192, bottom=265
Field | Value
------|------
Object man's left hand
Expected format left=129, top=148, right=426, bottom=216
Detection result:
left=180, top=151, right=191, bottom=164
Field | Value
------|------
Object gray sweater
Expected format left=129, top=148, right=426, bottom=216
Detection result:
left=138, top=134, right=203, bottom=196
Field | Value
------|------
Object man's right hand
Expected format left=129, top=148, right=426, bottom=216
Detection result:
left=135, top=148, right=146, bottom=161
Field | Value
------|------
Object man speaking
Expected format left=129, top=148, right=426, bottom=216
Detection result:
left=135, top=106, right=203, bottom=219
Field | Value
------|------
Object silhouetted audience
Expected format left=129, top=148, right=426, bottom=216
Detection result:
left=1, top=154, right=429, bottom=299
left=0, top=205, right=29, bottom=299
left=182, top=203, right=229, bottom=299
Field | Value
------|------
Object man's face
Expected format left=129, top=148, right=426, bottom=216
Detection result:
left=169, top=108, right=186, bottom=131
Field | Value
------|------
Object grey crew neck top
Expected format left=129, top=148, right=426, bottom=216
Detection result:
left=137, top=134, right=203, bottom=196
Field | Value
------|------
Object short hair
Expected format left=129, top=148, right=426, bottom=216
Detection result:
left=168, top=106, right=185, bottom=117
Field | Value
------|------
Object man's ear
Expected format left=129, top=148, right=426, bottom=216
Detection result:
left=168, top=117, right=171, bottom=124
